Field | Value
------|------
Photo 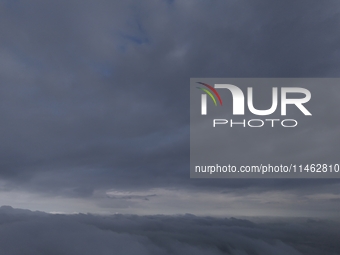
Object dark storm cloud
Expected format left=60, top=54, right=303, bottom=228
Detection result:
left=0, top=0, right=340, bottom=214
left=0, top=206, right=339, bottom=255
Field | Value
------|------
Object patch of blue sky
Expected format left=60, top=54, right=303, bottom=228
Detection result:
left=116, top=13, right=150, bottom=50
left=164, top=0, right=175, bottom=4
left=116, top=32, right=150, bottom=53
left=2, top=0, right=20, bottom=9
left=121, top=33, right=149, bottom=45
left=6, top=45, right=45, bottom=70
left=89, top=62, right=113, bottom=78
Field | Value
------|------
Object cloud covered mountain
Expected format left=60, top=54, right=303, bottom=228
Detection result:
left=0, top=206, right=338, bottom=255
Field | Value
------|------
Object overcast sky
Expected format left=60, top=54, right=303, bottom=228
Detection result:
left=0, top=0, right=340, bottom=218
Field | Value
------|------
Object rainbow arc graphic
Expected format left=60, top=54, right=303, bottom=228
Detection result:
left=196, top=82, right=223, bottom=115
left=196, top=82, right=223, bottom=106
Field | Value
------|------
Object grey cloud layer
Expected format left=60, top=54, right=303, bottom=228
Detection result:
left=0, top=0, right=340, bottom=215
left=0, top=206, right=339, bottom=255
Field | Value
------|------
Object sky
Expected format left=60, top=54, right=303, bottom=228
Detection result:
left=0, top=0, right=340, bottom=219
